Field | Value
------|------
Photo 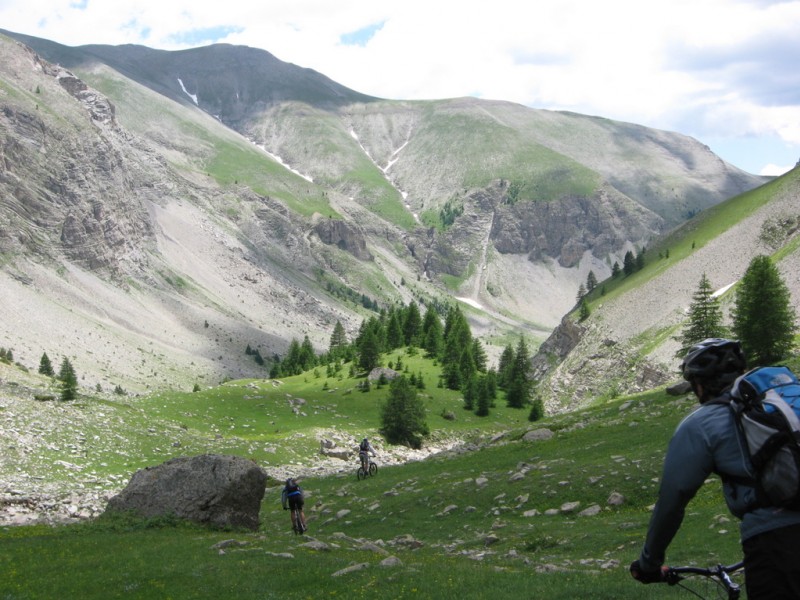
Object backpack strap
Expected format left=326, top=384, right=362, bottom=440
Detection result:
left=705, top=395, right=760, bottom=490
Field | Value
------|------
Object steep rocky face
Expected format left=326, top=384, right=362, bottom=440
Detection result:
left=410, top=179, right=664, bottom=282
left=313, top=218, right=373, bottom=261
left=491, top=185, right=663, bottom=268
left=0, top=49, right=155, bottom=276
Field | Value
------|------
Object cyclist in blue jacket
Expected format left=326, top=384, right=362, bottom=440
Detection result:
left=281, top=477, right=306, bottom=533
left=630, top=339, right=800, bottom=598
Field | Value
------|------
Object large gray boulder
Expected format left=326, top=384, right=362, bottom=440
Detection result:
left=105, top=454, right=267, bottom=530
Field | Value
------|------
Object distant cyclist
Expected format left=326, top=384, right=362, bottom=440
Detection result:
left=358, top=437, right=376, bottom=471
left=281, top=477, right=306, bottom=533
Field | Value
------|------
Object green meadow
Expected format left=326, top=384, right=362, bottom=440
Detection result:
left=0, top=349, right=753, bottom=599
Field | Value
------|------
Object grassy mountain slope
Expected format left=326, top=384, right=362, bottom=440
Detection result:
left=0, top=29, right=775, bottom=400
left=0, top=350, right=760, bottom=599
left=534, top=166, right=800, bottom=411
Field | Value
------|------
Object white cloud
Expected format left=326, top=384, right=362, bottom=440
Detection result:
left=2, top=0, right=799, bottom=174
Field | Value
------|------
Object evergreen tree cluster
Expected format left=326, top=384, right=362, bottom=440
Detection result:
left=677, top=257, right=797, bottom=366
left=0, top=347, right=13, bottom=363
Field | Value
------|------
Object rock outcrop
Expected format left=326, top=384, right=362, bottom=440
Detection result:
left=105, top=454, right=267, bottom=530
left=314, top=218, right=373, bottom=261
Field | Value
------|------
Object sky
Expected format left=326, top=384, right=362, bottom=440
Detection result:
left=2, top=0, right=799, bottom=176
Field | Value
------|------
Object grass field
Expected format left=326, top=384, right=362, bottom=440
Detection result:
left=0, top=349, right=751, bottom=599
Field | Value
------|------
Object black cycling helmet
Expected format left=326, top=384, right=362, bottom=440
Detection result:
left=680, top=338, right=746, bottom=391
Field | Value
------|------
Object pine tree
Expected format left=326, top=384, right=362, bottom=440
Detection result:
left=58, top=357, right=78, bottom=401
left=380, top=376, right=429, bottom=449
left=505, top=337, right=532, bottom=409
left=528, top=394, right=545, bottom=422
left=623, top=251, right=636, bottom=276
left=299, top=335, right=316, bottom=371
left=39, top=352, right=54, bottom=377
left=386, top=310, right=404, bottom=350
left=329, top=320, right=348, bottom=358
left=576, top=283, right=587, bottom=302
left=635, top=246, right=646, bottom=271
left=403, top=302, right=422, bottom=347
left=282, top=339, right=302, bottom=375
left=676, top=273, right=727, bottom=357
left=497, top=344, right=515, bottom=390
left=732, top=255, right=798, bottom=365
left=462, top=373, right=476, bottom=411
left=475, top=376, right=490, bottom=417
left=357, top=328, right=381, bottom=373
left=421, top=307, right=444, bottom=358
left=471, top=339, right=488, bottom=373
left=587, top=270, right=598, bottom=293
left=579, top=297, right=591, bottom=321
left=441, top=306, right=471, bottom=390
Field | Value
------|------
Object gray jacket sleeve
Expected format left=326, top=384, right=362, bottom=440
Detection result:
left=638, top=408, right=714, bottom=571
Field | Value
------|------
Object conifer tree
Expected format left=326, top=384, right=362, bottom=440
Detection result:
left=441, top=306, right=471, bottom=390
left=579, top=297, right=591, bottom=321
left=528, top=394, right=545, bottom=422
left=421, top=306, right=444, bottom=358
left=586, top=270, right=598, bottom=293
left=357, top=328, right=380, bottom=373
left=329, top=320, right=348, bottom=358
left=282, top=339, right=302, bottom=375
left=462, top=373, right=476, bottom=411
left=471, top=339, right=488, bottom=373
left=497, top=344, right=515, bottom=390
left=484, top=368, right=498, bottom=405
left=403, top=301, right=422, bottom=346
left=380, top=376, right=429, bottom=449
left=458, top=345, right=476, bottom=389
left=732, top=255, right=798, bottom=365
left=475, top=376, right=491, bottom=417
left=635, top=246, right=646, bottom=271
left=676, top=273, right=727, bottom=357
left=386, top=310, right=404, bottom=350
left=39, top=352, right=54, bottom=377
left=623, top=251, right=636, bottom=276
left=505, top=337, right=532, bottom=409
left=58, top=357, right=78, bottom=401
left=299, top=335, right=316, bottom=371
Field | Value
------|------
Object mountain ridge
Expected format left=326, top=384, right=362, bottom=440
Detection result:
left=0, top=30, right=783, bottom=400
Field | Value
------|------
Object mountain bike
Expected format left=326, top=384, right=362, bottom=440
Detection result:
left=290, top=507, right=307, bottom=535
left=664, top=561, right=744, bottom=599
left=357, top=457, right=378, bottom=480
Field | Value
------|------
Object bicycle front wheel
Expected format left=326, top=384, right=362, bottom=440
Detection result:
left=368, top=462, right=377, bottom=476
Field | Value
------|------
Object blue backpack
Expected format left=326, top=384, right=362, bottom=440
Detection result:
left=728, top=366, right=800, bottom=509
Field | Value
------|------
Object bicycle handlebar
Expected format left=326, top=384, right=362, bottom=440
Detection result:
left=664, top=562, right=744, bottom=598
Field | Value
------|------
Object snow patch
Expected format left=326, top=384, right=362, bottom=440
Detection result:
left=253, top=143, right=313, bottom=182
left=177, top=78, right=198, bottom=105
left=712, top=282, right=736, bottom=298
left=456, top=297, right=483, bottom=310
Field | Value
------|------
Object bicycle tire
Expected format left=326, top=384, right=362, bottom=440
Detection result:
left=357, top=466, right=366, bottom=480
left=368, top=462, right=377, bottom=476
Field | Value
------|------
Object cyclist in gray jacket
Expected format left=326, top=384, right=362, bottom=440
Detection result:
left=630, top=338, right=800, bottom=598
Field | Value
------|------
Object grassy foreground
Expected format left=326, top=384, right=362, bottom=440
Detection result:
left=0, top=352, right=748, bottom=599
